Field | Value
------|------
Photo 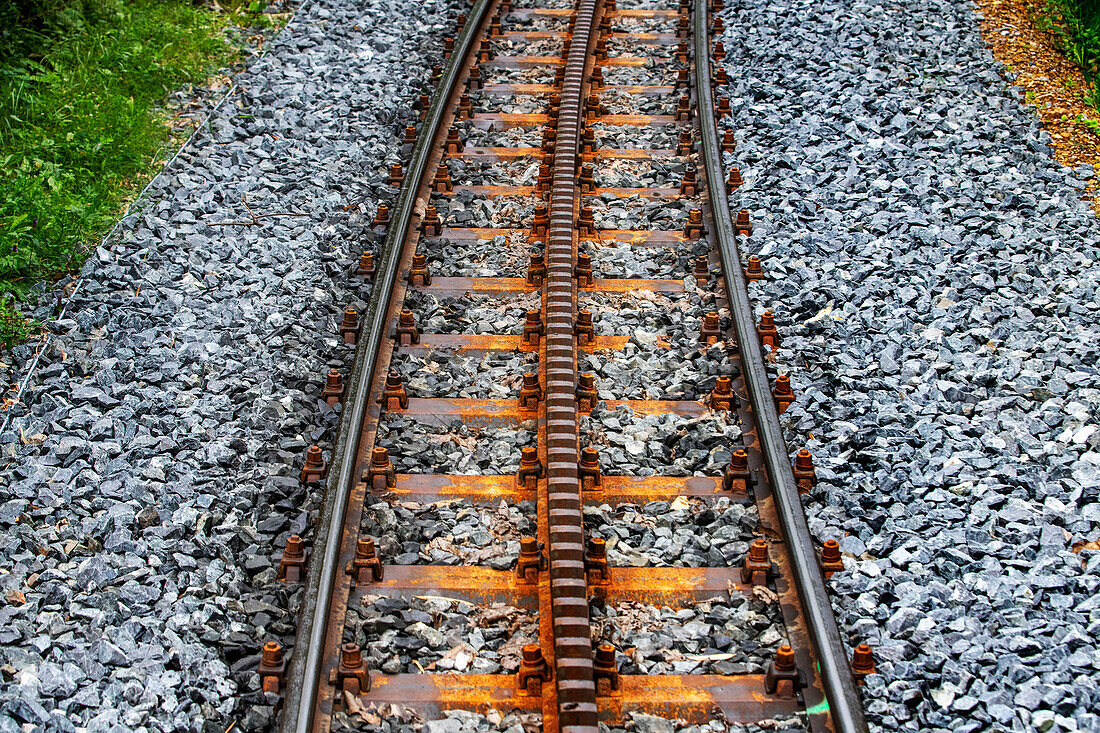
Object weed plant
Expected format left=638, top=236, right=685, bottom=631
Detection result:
left=1039, top=0, right=1100, bottom=106
left=0, top=0, right=258, bottom=347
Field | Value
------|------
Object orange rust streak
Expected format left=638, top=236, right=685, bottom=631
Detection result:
left=403, top=333, right=630, bottom=353
left=594, top=475, right=731, bottom=500
left=605, top=675, right=802, bottom=722
left=601, top=84, right=676, bottom=95
left=452, top=184, right=538, bottom=197
left=368, top=673, right=539, bottom=713
left=611, top=9, right=679, bottom=16
left=584, top=229, right=683, bottom=245
left=455, top=146, right=544, bottom=159
left=607, top=567, right=753, bottom=604
left=593, top=148, right=678, bottom=159
left=508, top=7, right=573, bottom=15
left=608, top=32, right=678, bottom=43
left=474, top=112, right=551, bottom=126
left=602, top=399, right=706, bottom=417
left=365, top=565, right=518, bottom=597
left=402, top=397, right=527, bottom=420
left=594, top=113, right=678, bottom=126
left=589, top=186, right=680, bottom=198
left=586, top=278, right=684, bottom=293
left=482, top=83, right=556, bottom=94
left=602, top=57, right=660, bottom=67
left=414, top=276, right=533, bottom=293
left=386, top=474, right=535, bottom=502
left=482, top=56, right=563, bottom=67
left=500, top=31, right=566, bottom=40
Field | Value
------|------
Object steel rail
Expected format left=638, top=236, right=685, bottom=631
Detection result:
left=276, top=2, right=494, bottom=729
left=692, top=4, right=871, bottom=732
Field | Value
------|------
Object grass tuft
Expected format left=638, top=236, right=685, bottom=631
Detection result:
left=0, top=0, right=270, bottom=344
left=1039, top=0, right=1100, bottom=106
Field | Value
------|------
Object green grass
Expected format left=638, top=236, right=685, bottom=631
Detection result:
left=0, top=0, right=268, bottom=348
left=1039, top=0, right=1100, bottom=107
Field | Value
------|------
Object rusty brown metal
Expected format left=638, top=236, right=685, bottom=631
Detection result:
left=851, top=644, right=876, bottom=682
left=773, top=375, right=795, bottom=414
left=793, top=448, right=817, bottom=490
left=740, top=538, right=772, bottom=586
left=722, top=129, right=736, bottom=152
left=339, top=308, right=359, bottom=345
left=517, top=446, right=543, bottom=488
left=260, top=641, right=287, bottom=694
left=699, top=311, right=721, bottom=344
left=322, top=370, right=344, bottom=407
left=723, top=449, right=751, bottom=492
left=394, top=308, right=420, bottom=346
left=345, top=538, right=383, bottom=585
left=279, top=535, right=308, bottom=583
left=300, top=446, right=326, bottom=485
left=357, top=250, right=375, bottom=278
left=757, top=310, right=779, bottom=348
left=744, top=253, right=762, bottom=280
left=765, top=645, right=803, bottom=697
left=708, top=374, right=735, bottom=411
left=372, top=203, right=389, bottom=228
left=684, top=208, right=705, bottom=239
left=734, top=208, right=753, bottom=236
left=821, top=539, right=844, bottom=577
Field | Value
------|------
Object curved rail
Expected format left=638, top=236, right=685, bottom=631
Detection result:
left=692, top=5, right=870, bottom=732
left=276, top=2, right=494, bottom=729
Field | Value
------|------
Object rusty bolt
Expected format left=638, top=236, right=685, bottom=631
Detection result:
left=301, top=446, right=326, bottom=485
left=388, top=163, right=403, bottom=188
left=713, top=49, right=727, bottom=70
left=395, top=308, right=420, bottom=346
left=527, top=251, right=547, bottom=286
left=577, top=205, right=596, bottom=236
left=516, top=644, right=551, bottom=694
left=322, top=370, right=344, bottom=407
left=679, top=168, right=698, bottom=196
left=402, top=124, right=417, bottom=146
left=258, top=641, right=286, bottom=694
left=594, top=643, right=620, bottom=693
left=357, top=250, right=375, bottom=277
left=478, top=38, right=493, bottom=62
left=589, top=66, right=604, bottom=89
left=380, top=370, right=409, bottom=410
left=576, top=372, right=598, bottom=412
left=575, top=252, right=594, bottom=287
left=723, top=448, right=751, bottom=491
left=673, top=69, right=690, bottom=93
left=339, top=308, right=359, bottom=345
left=515, top=536, right=546, bottom=581
left=693, top=256, right=709, bottom=279
left=372, top=203, right=390, bottom=229
left=712, top=0, right=725, bottom=10
left=595, top=38, right=608, bottom=62
left=585, top=537, right=611, bottom=584
left=852, top=643, right=876, bottom=682
left=716, top=96, right=731, bottom=119
left=278, top=534, right=307, bottom=582
left=531, top=202, right=549, bottom=238
left=580, top=164, right=596, bottom=193
left=581, top=127, right=597, bottom=154
left=467, top=64, right=483, bottom=90
left=574, top=309, right=595, bottom=345
left=709, top=375, right=735, bottom=411
left=678, top=15, right=689, bottom=36
left=522, top=309, right=543, bottom=345
left=490, top=16, right=501, bottom=35
left=420, top=206, right=442, bottom=238
left=699, top=311, right=721, bottom=344
left=745, top=254, right=763, bottom=281
left=554, top=63, right=566, bottom=86
left=456, top=12, right=466, bottom=28
left=456, top=93, right=473, bottom=121
left=519, top=372, right=542, bottom=410
left=365, top=446, right=396, bottom=489
left=606, top=0, right=616, bottom=9
left=444, top=37, right=455, bottom=57
left=713, top=41, right=726, bottom=61
left=773, top=375, right=795, bottom=414
left=677, top=129, right=694, bottom=156
left=346, top=537, right=384, bottom=584
left=599, top=14, right=611, bottom=32
left=741, top=538, right=772, bottom=585
left=821, top=538, right=844, bottom=576
left=432, top=162, right=453, bottom=193
left=758, top=311, right=779, bottom=348
left=409, top=251, right=433, bottom=285
left=536, top=163, right=552, bottom=194
left=764, top=644, right=802, bottom=696
left=417, top=91, right=431, bottom=120
left=793, top=448, right=816, bottom=489
left=675, top=95, right=691, bottom=121
left=517, top=445, right=543, bottom=487
left=585, top=93, right=603, bottom=120
left=541, top=128, right=556, bottom=155
left=579, top=446, right=602, bottom=490
left=430, top=64, right=443, bottom=84
left=722, top=129, right=736, bottom=153
left=735, top=209, right=753, bottom=237
left=548, top=93, right=561, bottom=114
left=676, top=40, right=688, bottom=63
left=684, top=208, right=706, bottom=239
left=331, top=642, right=371, bottom=701
left=445, top=127, right=464, bottom=154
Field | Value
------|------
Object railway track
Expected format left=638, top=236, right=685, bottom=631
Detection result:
left=263, top=0, right=872, bottom=730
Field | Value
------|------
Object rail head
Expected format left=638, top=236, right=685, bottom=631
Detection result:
left=276, top=2, right=495, bottom=731
left=691, top=4, right=871, bottom=733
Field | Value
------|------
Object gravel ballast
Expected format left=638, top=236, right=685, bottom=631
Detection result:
left=719, top=0, right=1100, bottom=730
left=0, top=0, right=465, bottom=729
